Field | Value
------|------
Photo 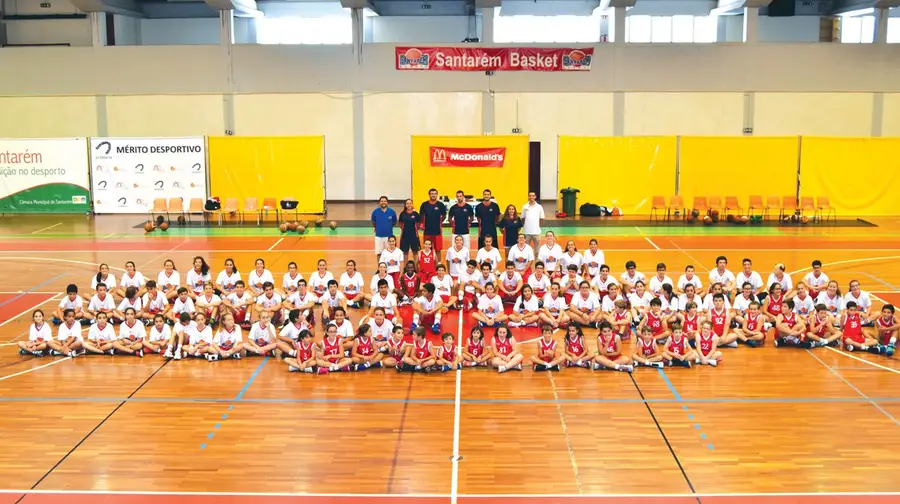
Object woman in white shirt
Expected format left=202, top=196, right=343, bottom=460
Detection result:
left=157, top=259, right=181, bottom=301
left=215, top=258, right=242, bottom=297
left=677, top=265, right=703, bottom=295
left=766, top=263, right=794, bottom=299
left=445, top=234, right=470, bottom=280
left=282, top=261, right=304, bottom=297
left=185, top=256, right=212, bottom=299
left=581, top=239, right=605, bottom=279
left=116, top=261, right=147, bottom=299
left=212, top=312, right=243, bottom=360
left=49, top=309, right=83, bottom=357
left=367, top=262, right=395, bottom=300
left=379, top=236, right=405, bottom=287
left=83, top=311, right=116, bottom=355
left=86, top=263, right=117, bottom=302
left=19, top=309, right=51, bottom=356
left=507, top=234, right=535, bottom=278
left=247, top=258, right=275, bottom=297
left=147, top=314, right=173, bottom=355
left=309, top=259, right=335, bottom=298
left=113, top=308, right=146, bottom=357
left=475, top=235, right=503, bottom=272
left=559, top=240, right=583, bottom=273
left=648, top=263, right=674, bottom=298
left=339, top=259, right=365, bottom=308
left=537, top=231, right=563, bottom=277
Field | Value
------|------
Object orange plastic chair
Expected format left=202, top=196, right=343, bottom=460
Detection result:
left=149, top=198, right=167, bottom=222
left=650, top=195, right=666, bottom=222
left=692, top=197, right=709, bottom=216
left=262, top=197, right=278, bottom=223
left=748, top=195, right=763, bottom=217
left=668, top=195, right=685, bottom=221
left=723, top=196, right=741, bottom=217
left=166, top=198, right=184, bottom=221
left=188, top=198, right=205, bottom=224
left=782, top=196, right=799, bottom=220
left=707, top=196, right=723, bottom=212
left=765, top=196, right=780, bottom=220
left=243, top=197, right=260, bottom=225
left=799, top=196, right=815, bottom=219
left=817, top=196, right=836, bottom=223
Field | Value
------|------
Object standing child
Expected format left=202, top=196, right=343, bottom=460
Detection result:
left=463, top=326, right=491, bottom=367
left=113, top=308, right=145, bottom=357
left=285, top=330, right=317, bottom=373
left=592, top=321, right=633, bottom=372
left=490, top=325, right=524, bottom=373
left=82, top=311, right=116, bottom=355
left=435, top=332, right=461, bottom=371
left=695, top=321, right=721, bottom=366
left=351, top=324, right=384, bottom=371
left=19, top=309, right=51, bottom=356
left=211, top=312, right=243, bottom=361
left=530, top=324, right=564, bottom=371
left=662, top=323, right=695, bottom=368
left=632, top=326, right=664, bottom=368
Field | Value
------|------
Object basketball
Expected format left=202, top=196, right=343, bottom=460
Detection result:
left=177, top=215, right=186, bottom=225
left=144, top=222, right=154, bottom=233
left=691, top=209, right=700, bottom=220
left=801, top=215, right=809, bottom=224
left=740, top=215, right=749, bottom=224
left=329, top=221, right=337, bottom=230
left=709, top=209, right=720, bottom=223
left=302, top=220, right=310, bottom=228
left=703, top=215, right=713, bottom=225
left=159, top=222, right=169, bottom=231
left=288, top=221, right=298, bottom=232
left=155, top=215, right=165, bottom=225
left=727, top=214, right=735, bottom=223
left=315, top=218, right=324, bottom=227
left=610, top=207, right=622, bottom=217
left=297, top=225, right=306, bottom=234
left=279, top=223, right=287, bottom=233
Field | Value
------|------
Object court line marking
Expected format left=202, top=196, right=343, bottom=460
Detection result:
left=0, top=257, right=126, bottom=272
left=658, top=368, right=714, bottom=451
left=2, top=490, right=900, bottom=498
left=0, top=274, right=66, bottom=310
left=4, top=248, right=900, bottom=254
left=267, top=237, right=285, bottom=251
left=547, top=371, right=583, bottom=493
left=0, top=356, right=70, bottom=382
left=861, top=271, right=900, bottom=291
left=806, top=350, right=900, bottom=427
left=200, top=357, right=268, bottom=450
left=824, top=345, right=900, bottom=376
left=31, top=222, right=62, bottom=234
left=138, top=241, right=188, bottom=271
left=665, top=239, right=709, bottom=272
left=633, top=226, right=660, bottom=250
left=449, top=308, right=463, bottom=504
left=0, top=294, right=59, bottom=331
left=386, top=370, right=414, bottom=492
left=0, top=291, right=59, bottom=295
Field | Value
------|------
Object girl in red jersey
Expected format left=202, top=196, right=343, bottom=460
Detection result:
left=774, top=299, right=811, bottom=348
left=871, top=304, right=900, bottom=348
left=637, top=297, right=670, bottom=344
left=679, top=301, right=701, bottom=341
left=399, top=261, right=421, bottom=305
left=762, top=282, right=785, bottom=325
left=607, top=299, right=633, bottom=341
left=563, top=324, right=591, bottom=368
left=806, top=304, right=841, bottom=347
left=383, top=326, right=407, bottom=369
left=708, top=293, right=738, bottom=348
left=842, top=301, right=891, bottom=355
left=285, top=330, right=317, bottom=373
left=463, top=326, right=491, bottom=367
left=435, top=332, right=461, bottom=371
left=694, top=320, right=721, bottom=367
left=351, top=324, right=384, bottom=371
left=490, top=325, right=524, bottom=373
left=316, top=323, right=352, bottom=374
left=663, top=323, right=695, bottom=368
left=402, top=327, right=436, bottom=372
left=632, top=326, right=664, bottom=368
left=417, top=239, right=437, bottom=283
left=530, top=324, right=565, bottom=371
left=593, top=321, right=633, bottom=372
left=734, top=301, right=766, bottom=347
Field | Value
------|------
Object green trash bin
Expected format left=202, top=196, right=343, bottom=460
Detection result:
left=560, top=187, right=580, bottom=216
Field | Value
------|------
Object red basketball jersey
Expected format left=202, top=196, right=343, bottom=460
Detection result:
left=402, top=273, right=419, bottom=298
left=418, top=250, right=436, bottom=279
left=467, top=338, right=484, bottom=357
left=698, top=332, right=714, bottom=356
left=746, top=313, right=763, bottom=333
left=298, top=340, right=314, bottom=362
left=414, top=340, right=431, bottom=359
left=646, top=311, right=664, bottom=336
left=767, top=294, right=784, bottom=316
left=565, top=336, right=584, bottom=355
left=682, top=313, right=699, bottom=335
left=494, top=336, right=513, bottom=356
left=640, top=338, right=655, bottom=357
left=440, top=343, right=456, bottom=361
left=668, top=336, right=689, bottom=355
left=323, top=336, right=342, bottom=360
left=357, top=336, right=375, bottom=357
left=538, top=338, right=556, bottom=357
left=710, top=308, right=728, bottom=336
left=843, top=312, right=863, bottom=342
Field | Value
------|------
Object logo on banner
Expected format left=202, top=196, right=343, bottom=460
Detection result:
left=173, top=181, right=183, bottom=189
left=155, top=180, right=165, bottom=190
left=398, top=48, right=429, bottom=69
left=95, top=141, right=112, bottom=155
left=561, top=50, right=591, bottom=70
left=135, top=164, right=145, bottom=173
left=192, top=163, right=202, bottom=173
left=430, top=147, right=506, bottom=168
left=115, top=182, right=126, bottom=189
left=118, top=197, right=127, bottom=207
left=97, top=180, right=108, bottom=190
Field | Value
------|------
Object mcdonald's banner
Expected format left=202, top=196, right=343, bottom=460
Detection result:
left=208, top=136, right=325, bottom=214
left=412, top=135, right=528, bottom=208
left=89, top=137, right=207, bottom=214
left=0, top=138, right=90, bottom=213
left=396, top=47, right=594, bottom=72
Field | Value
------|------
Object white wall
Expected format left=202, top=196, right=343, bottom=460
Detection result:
left=3, top=0, right=92, bottom=46
left=139, top=17, right=253, bottom=45
left=369, top=16, right=479, bottom=43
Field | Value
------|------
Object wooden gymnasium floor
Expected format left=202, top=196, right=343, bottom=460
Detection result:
left=3, top=209, right=900, bottom=504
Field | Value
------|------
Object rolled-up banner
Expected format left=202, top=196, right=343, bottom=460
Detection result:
left=396, top=46, right=593, bottom=72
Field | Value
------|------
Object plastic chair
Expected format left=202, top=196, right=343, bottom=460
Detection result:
left=817, top=196, right=836, bottom=223
left=692, top=197, right=709, bottom=216
left=243, top=197, right=260, bottom=225
left=782, top=196, right=799, bottom=220
left=708, top=196, right=723, bottom=213
left=222, top=198, right=240, bottom=224
left=149, top=198, right=167, bottom=222
left=748, top=195, right=763, bottom=217
left=262, top=197, right=278, bottom=223
left=166, top=198, right=184, bottom=222
left=188, top=198, right=205, bottom=224
left=650, top=195, right=666, bottom=222
left=799, top=196, right=815, bottom=219
left=723, top=196, right=742, bottom=217
left=668, top=195, right=685, bottom=221
left=765, top=196, right=780, bottom=220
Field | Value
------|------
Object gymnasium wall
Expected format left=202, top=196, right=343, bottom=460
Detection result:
left=0, top=43, right=899, bottom=200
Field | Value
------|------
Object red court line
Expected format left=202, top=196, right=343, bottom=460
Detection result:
left=0, top=294, right=57, bottom=324
left=872, top=292, right=900, bottom=306
left=14, top=495, right=444, bottom=504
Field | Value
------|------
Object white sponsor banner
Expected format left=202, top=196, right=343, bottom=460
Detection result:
left=89, top=137, right=207, bottom=214
left=0, top=138, right=90, bottom=213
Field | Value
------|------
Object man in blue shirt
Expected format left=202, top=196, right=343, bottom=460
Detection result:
left=419, top=188, right=447, bottom=263
left=448, top=190, right=474, bottom=250
left=474, top=188, right=501, bottom=250
left=371, top=196, right=397, bottom=263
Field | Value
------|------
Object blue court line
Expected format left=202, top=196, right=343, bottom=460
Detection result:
left=806, top=349, right=900, bottom=427
left=658, top=368, right=714, bottom=451
left=0, top=274, right=67, bottom=309
left=861, top=272, right=900, bottom=292
left=200, top=357, right=268, bottom=450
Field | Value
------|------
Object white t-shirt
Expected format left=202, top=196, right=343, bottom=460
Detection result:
left=803, top=272, right=830, bottom=293
left=380, top=248, right=405, bottom=274
left=570, top=292, right=601, bottom=314
left=149, top=324, right=172, bottom=343
left=620, top=271, right=647, bottom=288
left=91, top=274, right=116, bottom=291
left=735, top=271, right=764, bottom=292
left=601, top=293, right=626, bottom=313
left=30, top=322, right=52, bottom=342
left=371, top=319, right=394, bottom=340
left=216, top=326, right=243, bottom=346
left=157, top=270, right=181, bottom=293
left=446, top=246, right=470, bottom=278
left=591, top=275, right=618, bottom=293
left=499, top=271, right=523, bottom=292
left=816, top=291, right=844, bottom=316
left=370, top=274, right=395, bottom=293
left=677, top=274, right=703, bottom=292
left=309, top=271, right=335, bottom=296
left=188, top=325, right=214, bottom=345
left=648, top=275, right=674, bottom=297
left=477, top=294, right=504, bottom=318
left=185, top=269, right=211, bottom=294
left=119, top=272, right=146, bottom=289
left=527, top=273, right=551, bottom=294
left=843, top=291, right=872, bottom=312
left=282, top=272, right=304, bottom=294
left=732, top=294, right=757, bottom=315
left=286, top=291, right=317, bottom=309
left=319, top=290, right=346, bottom=308
left=196, top=293, right=222, bottom=310
left=458, top=269, right=480, bottom=294
left=560, top=273, right=584, bottom=295
left=582, top=249, right=605, bottom=277
left=521, top=202, right=545, bottom=235
left=628, top=292, right=653, bottom=311
left=507, top=244, right=535, bottom=273
left=118, top=321, right=146, bottom=341
left=88, top=294, right=115, bottom=313
left=538, top=243, right=563, bottom=273
left=678, top=293, right=705, bottom=311
left=280, top=321, right=308, bottom=340
left=174, top=320, right=197, bottom=336
left=256, top=292, right=284, bottom=310
left=792, top=294, right=816, bottom=317
left=88, top=322, right=116, bottom=342
left=431, top=275, right=454, bottom=298
left=216, top=270, right=242, bottom=292
left=250, top=322, right=276, bottom=344
left=709, top=268, right=736, bottom=289
left=333, top=319, right=354, bottom=338
left=660, top=295, right=680, bottom=314
left=415, top=294, right=442, bottom=313
left=542, top=293, right=568, bottom=316
left=702, top=295, right=732, bottom=312
left=117, top=297, right=143, bottom=313
left=475, top=272, right=496, bottom=291
left=514, top=294, right=540, bottom=314
left=766, top=272, right=793, bottom=293
left=559, top=252, right=584, bottom=271
left=339, top=272, right=365, bottom=296
left=142, top=291, right=168, bottom=313
left=248, top=269, right=275, bottom=292
left=475, top=248, right=502, bottom=272
left=227, top=291, right=255, bottom=309
left=58, top=296, right=83, bottom=311
left=371, top=293, right=398, bottom=315
left=172, top=297, right=195, bottom=315
left=57, top=321, right=82, bottom=341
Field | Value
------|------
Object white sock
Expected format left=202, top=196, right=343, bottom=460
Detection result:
left=434, top=313, right=442, bottom=324
left=891, top=337, right=897, bottom=345
left=412, top=314, right=420, bottom=324
left=498, top=365, right=507, bottom=373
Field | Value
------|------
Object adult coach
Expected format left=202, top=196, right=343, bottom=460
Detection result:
left=419, top=188, right=447, bottom=263
left=475, top=189, right=501, bottom=250
left=448, top=190, right=474, bottom=250
left=522, top=192, right=545, bottom=252
left=371, top=196, right=397, bottom=263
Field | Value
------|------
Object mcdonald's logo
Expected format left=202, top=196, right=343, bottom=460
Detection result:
left=429, top=146, right=506, bottom=168
left=432, top=149, right=447, bottom=164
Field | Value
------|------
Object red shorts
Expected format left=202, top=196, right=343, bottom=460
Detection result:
left=343, top=290, right=360, bottom=300
left=326, top=354, right=341, bottom=363
left=518, top=268, right=533, bottom=282
left=255, top=338, right=270, bottom=347
left=462, top=291, right=476, bottom=304
left=389, top=272, right=402, bottom=290
left=424, top=234, right=443, bottom=252
left=564, top=293, right=575, bottom=304
left=844, top=332, right=865, bottom=345
left=233, top=307, right=248, bottom=321
left=501, top=292, right=519, bottom=304
left=440, top=295, right=451, bottom=304
left=418, top=313, right=436, bottom=327
left=220, top=344, right=233, bottom=352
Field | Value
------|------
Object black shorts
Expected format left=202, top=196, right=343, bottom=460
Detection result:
left=400, top=235, right=420, bottom=253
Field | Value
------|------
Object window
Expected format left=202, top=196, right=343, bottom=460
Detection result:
left=256, top=15, right=352, bottom=44
left=672, top=15, right=694, bottom=42
left=627, top=15, right=652, bottom=42
left=651, top=16, right=672, bottom=42
left=494, top=8, right=605, bottom=43
left=889, top=17, right=900, bottom=43
left=625, top=15, right=718, bottom=43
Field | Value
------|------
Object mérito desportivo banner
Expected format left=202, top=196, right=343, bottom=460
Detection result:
left=0, top=138, right=90, bottom=213
left=396, top=47, right=594, bottom=72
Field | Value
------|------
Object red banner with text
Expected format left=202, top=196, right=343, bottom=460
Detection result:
left=396, top=47, right=593, bottom=72
left=430, top=147, right=507, bottom=168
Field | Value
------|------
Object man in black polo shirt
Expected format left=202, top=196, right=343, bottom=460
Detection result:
left=419, top=188, right=447, bottom=263
left=474, top=188, right=501, bottom=250
left=448, top=190, right=474, bottom=250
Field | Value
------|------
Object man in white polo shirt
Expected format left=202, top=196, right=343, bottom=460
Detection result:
left=521, top=192, right=544, bottom=253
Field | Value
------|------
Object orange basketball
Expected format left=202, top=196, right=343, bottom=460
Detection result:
left=800, top=215, right=809, bottom=224
left=144, top=222, right=154, bottom=233
left=329, top=221, right=337, bottom=230
left=288, top=222, right=298, bottom=232
left=740, top=216, right=749, bottom=224
left=703, top=216, right=713, bottom=225
left=159, top=222, right=169, bottom=231
left=279, top=223, right=288, bottom=233
left=297, top=225, right=306, bottom=234
left=610, top=207, right=622, bottom=217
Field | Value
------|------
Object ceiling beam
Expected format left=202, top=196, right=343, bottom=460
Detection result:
left=68, top=0, right=145, bottom=17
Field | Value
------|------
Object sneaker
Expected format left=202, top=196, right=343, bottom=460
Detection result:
left=317, top=367, right=330, bottom=375
left=548, top=364, right=560, bottom=371
left=18, top=349, right=26, bottom=355
left=137, top=349, right=144, bottom=358
left=206, top=354, right=219, bottom=362
left=681, top=360, right=691, bottom=368
left=410, top=322, right=418, bottom=332
left=431, top=323, right=441, bottom=335
left=745, top=340, right=758, bottom=348
left=174, top=351, right=182, bottom=361
left=442, top=365, right=451, bottom=372
left=618, top=364, right=634, bottom=373
left=726, top=341, right=738, bottom=348
left=513, top=364, right=522, bottom=371
left=846, top=344, right=855, bottom=352
left=339, top=365, right=352, bottom=372
left=32, top=351, right=44, bottom=357
left=650, top=361, right=664, bottom=369
left=709, top=359, right=718, bottom=367
left=163, top=349, right=173, bottom=358
left=232, top=353, right=242, bottom=360
left=288, top=366, right=301, bottom=372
